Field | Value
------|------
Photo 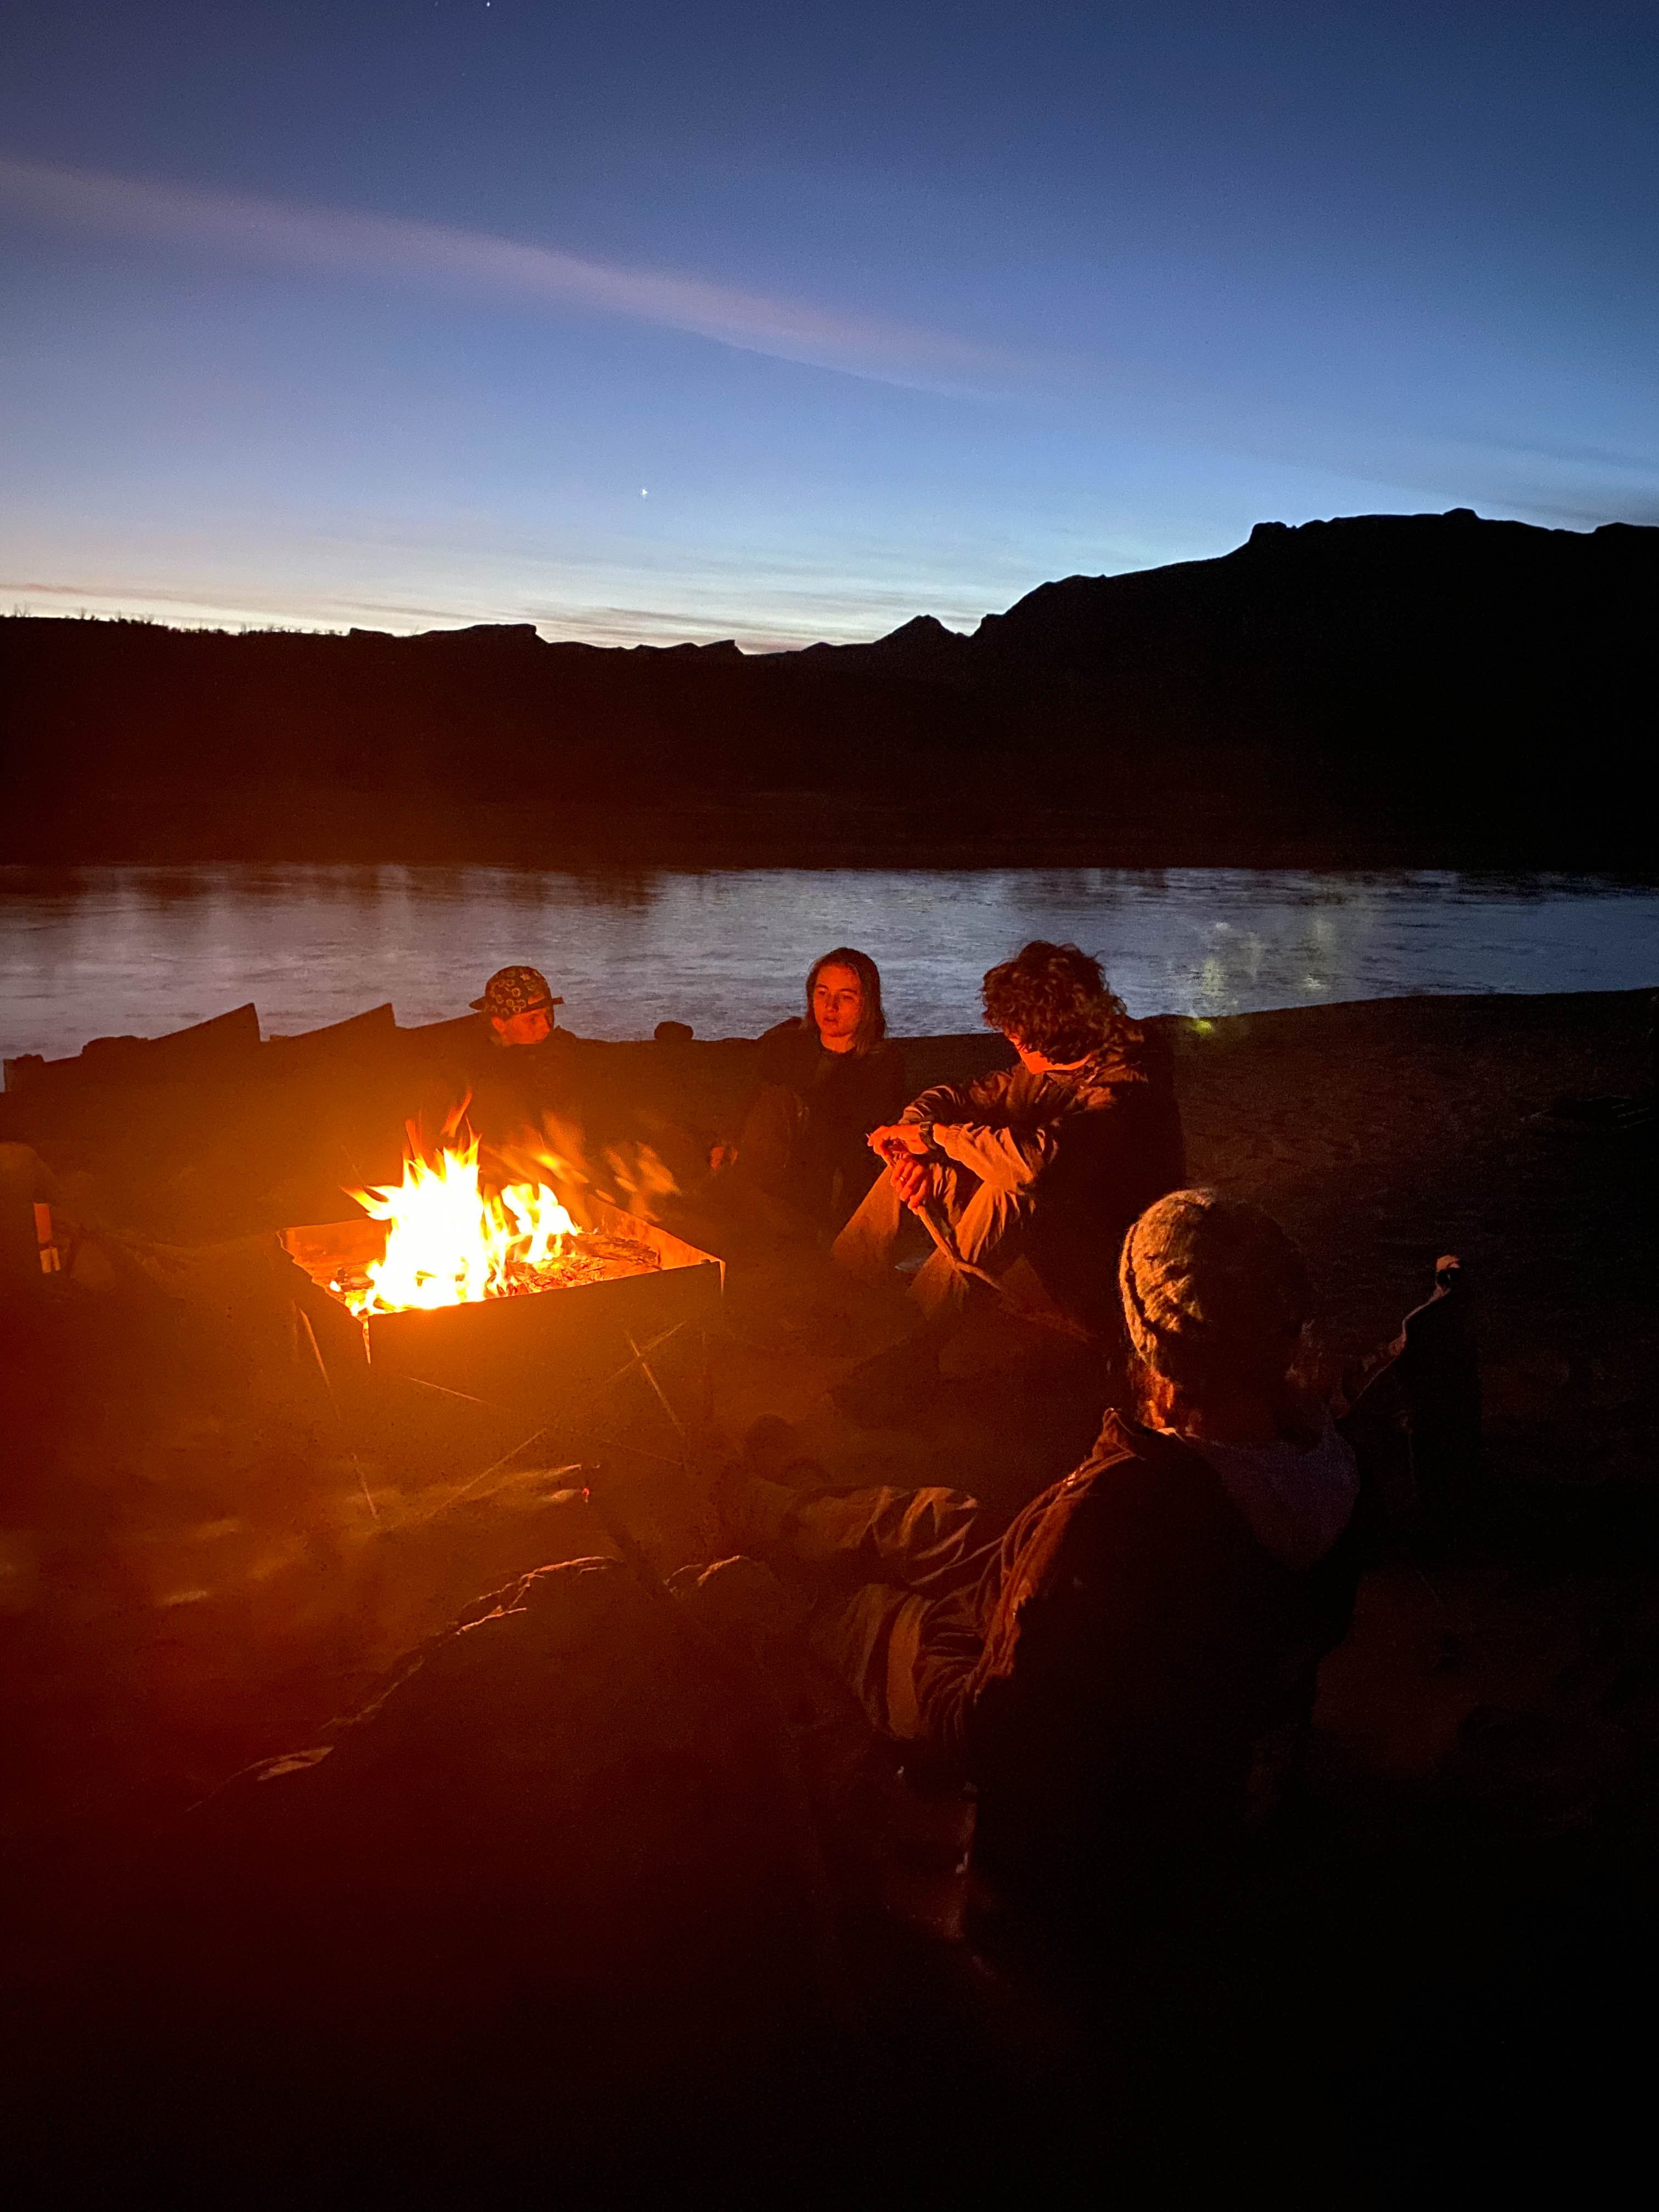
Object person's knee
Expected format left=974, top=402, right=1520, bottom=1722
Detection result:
left=952, top=1181, right=1033, bottom=1262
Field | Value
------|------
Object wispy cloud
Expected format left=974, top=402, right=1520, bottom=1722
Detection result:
left=0, top=151, right=1015, bottom=396
left=0, top=551, right=997, bottom=651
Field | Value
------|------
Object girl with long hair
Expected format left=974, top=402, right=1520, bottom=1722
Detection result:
left=720, top=947, right=906, bottom=1233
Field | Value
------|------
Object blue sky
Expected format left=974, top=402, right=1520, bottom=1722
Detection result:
left=2, top=2, right=1654, bottom=645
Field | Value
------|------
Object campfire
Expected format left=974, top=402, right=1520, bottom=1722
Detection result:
left=281, top=1118, right=723, bottom=1419
left=332, top=1127, right=659, bottom=1316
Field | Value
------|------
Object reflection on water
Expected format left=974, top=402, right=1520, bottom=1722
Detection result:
left=2, top=864, right=1656, bottom=1063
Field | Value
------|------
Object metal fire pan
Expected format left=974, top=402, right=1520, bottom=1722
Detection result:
left=281, top=1200, right=722, bottom=1419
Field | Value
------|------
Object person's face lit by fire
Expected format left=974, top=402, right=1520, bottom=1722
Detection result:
left=812, top=964, right=865, bottom=1054
left=492, top=1003, right=555, bottom=1047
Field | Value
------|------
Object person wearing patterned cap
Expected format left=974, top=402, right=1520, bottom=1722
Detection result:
left=405, top=962, right=583, bottom=1158
left=718, top=1187, right=1370, bottom=1933
left=470, top=966, right=563, bottom=1048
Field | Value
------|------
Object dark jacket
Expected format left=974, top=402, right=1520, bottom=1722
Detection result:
left=742, top=1019, right=907, bottom=1136
left=922, top=1412, right=1360, bottom=1901
left=410, top=1014, right=586, bottom=1151
left=730, top=1019, right=907, bottom=1221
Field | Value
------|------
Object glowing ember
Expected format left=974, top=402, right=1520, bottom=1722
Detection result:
left=336, top=1129, right=622, bottom=1316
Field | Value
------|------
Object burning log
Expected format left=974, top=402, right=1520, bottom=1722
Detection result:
left=281, top=1120, right=722, bottom=1420
left=333, top=1125, right=658, bottom=1313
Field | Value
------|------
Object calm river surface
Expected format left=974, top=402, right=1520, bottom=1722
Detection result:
left=2, top=865, right=1656, bottom=1065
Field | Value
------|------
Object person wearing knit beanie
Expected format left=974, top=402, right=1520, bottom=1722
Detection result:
left=1120, top=1189, right=1360, bottom=1573
left=712, top=1183, right=1369, bottom=1923
left=1120, top=1188, right=1314, bottom=1420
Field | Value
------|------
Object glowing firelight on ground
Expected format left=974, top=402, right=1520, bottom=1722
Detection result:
left=342, top=1130, right=579, bottom=1315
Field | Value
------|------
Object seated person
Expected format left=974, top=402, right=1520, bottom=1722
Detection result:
left=722, top=1190, right=1364, bottom=1925
left=452, top=968, right=706, bottom=1228
left=833, top=940, right=1186, bottom=1336
left=716, top=948, right=907, bottom=1234
left=415, top=964, right=584, bottom=1153
left=467, top=964, right=569, bottom=1056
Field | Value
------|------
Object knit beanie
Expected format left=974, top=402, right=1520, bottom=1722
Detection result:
left=1119, top=1189, right=1313, bottom=1396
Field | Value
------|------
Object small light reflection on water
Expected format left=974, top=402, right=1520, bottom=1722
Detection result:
left=1, top=864, right=1655, bottom=1063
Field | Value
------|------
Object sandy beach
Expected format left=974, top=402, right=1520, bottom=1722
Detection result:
left=3, top=980, right=1654, bottom=1825
left=2, top=983, right=1654, bottom=2178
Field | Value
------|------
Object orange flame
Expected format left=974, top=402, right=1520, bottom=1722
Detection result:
left=344, top=1128, right=578, bottom=1316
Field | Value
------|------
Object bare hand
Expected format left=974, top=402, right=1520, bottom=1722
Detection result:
left=867, top=1121, right=931, bottom=1159
left=890, top=1155, right=936, bottom=1212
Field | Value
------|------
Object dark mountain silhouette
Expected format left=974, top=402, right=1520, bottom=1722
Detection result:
left=2, top=510, right=1652, bottom=868
left=795, top=612, right=977, bottom=683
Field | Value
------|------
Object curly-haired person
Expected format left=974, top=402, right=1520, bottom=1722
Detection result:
left=833, top=940, right=1186, bottom=1356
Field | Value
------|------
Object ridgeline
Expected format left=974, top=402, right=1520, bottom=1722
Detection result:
left=3, top=509, right=1653, bottom=870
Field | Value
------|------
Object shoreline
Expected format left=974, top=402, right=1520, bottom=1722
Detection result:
left=4, top=988, right=1652, bottom=1347
left=7, top=981, right=1656, bottom=1107
left=5, top=868, right=1657, bottom=1074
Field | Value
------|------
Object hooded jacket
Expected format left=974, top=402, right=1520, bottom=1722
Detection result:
left=926, top=1410, right=1361, bottom=1899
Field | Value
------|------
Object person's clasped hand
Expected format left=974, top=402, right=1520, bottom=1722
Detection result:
left=867, top=1122, right=938, bottom=1212
left=867, top=1121, right=932, bottom=1158
left=890, top=1154, right=937, bottom=1212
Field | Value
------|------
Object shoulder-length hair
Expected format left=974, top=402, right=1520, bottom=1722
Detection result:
left=981, top=940, right=1130, bottom=1062
left=805, top=946, right=888, bottom=1053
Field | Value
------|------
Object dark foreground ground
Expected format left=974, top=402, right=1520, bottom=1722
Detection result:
left=1, top=988, right=1654, bottom=2196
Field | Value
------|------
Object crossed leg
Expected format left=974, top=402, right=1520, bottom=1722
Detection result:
left=831, top=1161, right=1035, bottom=1321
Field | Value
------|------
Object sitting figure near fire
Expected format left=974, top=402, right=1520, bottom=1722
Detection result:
left=722, top=1190, right=1364, bottom=1926
left=455, top=969, right=579, bottom=1115
left=471, top=964, right=566, bottom=1051
left=832, top=940, right=1185, bottom=1343
left=416, top=964, right=585, bottom=1148
left=714, top=947, right=907, bottom=1235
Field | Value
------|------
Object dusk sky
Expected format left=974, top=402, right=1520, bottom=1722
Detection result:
left=2, top=2, right=1654, bottom=647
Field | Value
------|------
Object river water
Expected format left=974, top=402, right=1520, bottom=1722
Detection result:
left=1, top=864, right=1655, bottom=1065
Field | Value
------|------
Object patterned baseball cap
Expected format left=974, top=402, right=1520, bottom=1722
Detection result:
left=471, top=966, right=562, bottom=1018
